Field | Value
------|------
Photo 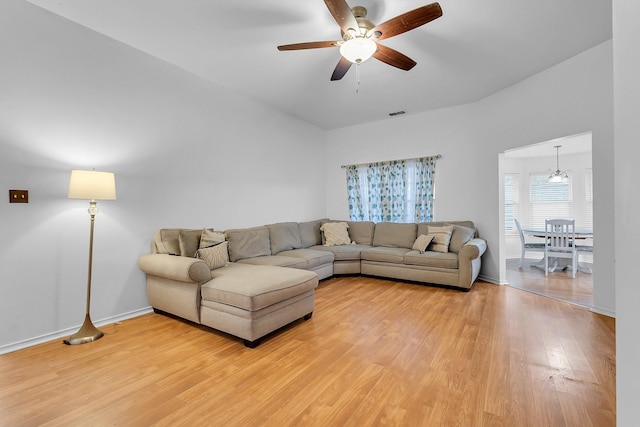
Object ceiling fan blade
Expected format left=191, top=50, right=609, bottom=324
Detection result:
left=278, top=41, right=341, bottom=51
left=331, top=56, right=353, bottom=81
left=373, top=44, right=417, bottom=71
left=368, top=3, right=442, bottom=41
left=324, top=0, right=361, bottom=36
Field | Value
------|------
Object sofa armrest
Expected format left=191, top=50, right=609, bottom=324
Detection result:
left=457, top=238, right=487, bottom=289
left=138, top=254, right=212, bottom=284
left=458, top=238, right=487, bottom=260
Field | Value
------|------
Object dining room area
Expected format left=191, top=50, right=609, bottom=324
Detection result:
left=502, top=132, right=593, bottom=307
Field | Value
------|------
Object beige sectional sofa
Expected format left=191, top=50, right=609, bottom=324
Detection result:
left=138, top=219, right=486, bottom=347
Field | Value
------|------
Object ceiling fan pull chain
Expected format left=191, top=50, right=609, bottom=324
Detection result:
left=355, top=62, right=361, bottom=94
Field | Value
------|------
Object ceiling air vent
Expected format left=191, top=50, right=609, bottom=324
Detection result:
left=389, top=111, right=406, bottom=117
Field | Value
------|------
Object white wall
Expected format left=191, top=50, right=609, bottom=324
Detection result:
left=325, top=40, right=614, bottom=315
left=0, top=1, right=326, bottom=351
left=613, top=0, right=640, bottom=424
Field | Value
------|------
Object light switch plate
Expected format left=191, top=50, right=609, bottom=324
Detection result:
left=9, top=190, right=28, bottom=203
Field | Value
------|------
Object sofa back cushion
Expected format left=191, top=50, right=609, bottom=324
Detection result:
left=225, top=226, right=271, bottom=262
left=154, top=228, right=182, bottom=255
left=298, top=220, right=324, bottom=248
left=179, top=229, right=205, bottom=258
left=372, top=222, right=418, bottom=248
left=347, top=221, right=375, bottom=245
left=267, top=222, right=303, bottom=254
left=155, top=228, right=208, bottom=256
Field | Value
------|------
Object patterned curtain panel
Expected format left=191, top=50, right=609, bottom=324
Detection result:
left=346, top=156, right=437, bottom=223
left=346, top=165, right=365, bottom=220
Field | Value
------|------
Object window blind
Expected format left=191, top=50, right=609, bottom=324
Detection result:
left=585, top=168, right=593, bottom=229
left=504, top=173, right=519, bottom=233
left=529, top=172, right=572, bottom=228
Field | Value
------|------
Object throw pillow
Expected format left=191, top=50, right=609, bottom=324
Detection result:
left=200, top=229, right=226, bottom=249
left=320, top=222, right=352, bottom=246
left=412, top=234, right=435, bottom=253
left=448, top=224, right=476, bottom=254
left=196, top=241, right=229, bottom=270
left=428, top=225, right=454, bottom=253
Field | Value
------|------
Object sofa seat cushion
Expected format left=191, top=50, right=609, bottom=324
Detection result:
left=310, top=244, right=370, bottom=261
left=403, top=250, right=459, bottom=269
left=361, top=247, right=411, bottom=263
left=236, top=255, right=308, bottom=269
left=277, top=248, right=334, bottom=269
left=202, top=263, right=318, bottom=311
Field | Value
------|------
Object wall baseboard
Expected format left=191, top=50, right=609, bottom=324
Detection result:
left=590, top=305, right=616, bottom=318
left=478, top=274, right=503, bottom=285
left=0, top=307, right=154, bottom=355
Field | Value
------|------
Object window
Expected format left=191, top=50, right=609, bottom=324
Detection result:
left=529, top=172, right=572, bottom=228
left=585, top=168, right=593, bottom=229
left=346, top=156, right=437, bottom=223
left=504, top=173, right=519, bottom=233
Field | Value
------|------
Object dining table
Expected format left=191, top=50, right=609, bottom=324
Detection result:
left=522, top=227, right=593, bottom=274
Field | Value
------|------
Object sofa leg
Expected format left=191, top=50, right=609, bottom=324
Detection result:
left=304, top=312, right=313, bottom=320
left=244, top=339, right=260, bottom=348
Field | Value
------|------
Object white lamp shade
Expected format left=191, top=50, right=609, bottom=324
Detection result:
left=548, top=171, right=569, bottom=183
left=68, top=170, right=117, bottom=200
left=340, top=38, right=377, bottom=63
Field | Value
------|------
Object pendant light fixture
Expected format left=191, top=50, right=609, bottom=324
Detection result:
left=548, top=145, right=569, bottom=183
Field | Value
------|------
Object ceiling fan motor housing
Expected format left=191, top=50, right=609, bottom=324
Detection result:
left=341, top=6, right=376, bottom=40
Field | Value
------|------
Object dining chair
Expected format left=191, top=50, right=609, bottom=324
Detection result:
left=514, top=218, right=545, bottom=269
left=544, top=218, right=578, bottom=278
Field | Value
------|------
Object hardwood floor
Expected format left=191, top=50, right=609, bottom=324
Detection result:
left=0, top=277, right=615, bottom=426
left=506, top=257, right=594, bottom=308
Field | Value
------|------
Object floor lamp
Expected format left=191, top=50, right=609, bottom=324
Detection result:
left=64, top=169, right=117, bottom=345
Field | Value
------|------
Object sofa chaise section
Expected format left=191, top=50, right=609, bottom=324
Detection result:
left=200, top=263, right=317, bottom=347
left=138, top=227, right=319, bottom=347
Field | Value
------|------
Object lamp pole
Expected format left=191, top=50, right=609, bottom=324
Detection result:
left=64, top=200, right=104, bottom=345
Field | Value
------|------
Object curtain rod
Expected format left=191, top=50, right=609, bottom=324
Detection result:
left=341, top=154, right=441, bottom=169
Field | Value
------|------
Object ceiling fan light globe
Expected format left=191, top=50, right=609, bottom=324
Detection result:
left=340, top=37, right=377, bottom=64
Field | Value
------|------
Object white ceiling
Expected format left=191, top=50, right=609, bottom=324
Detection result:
left=26, top=0, right=612, bottom=130
left=504, top=132, right=592, bottom=159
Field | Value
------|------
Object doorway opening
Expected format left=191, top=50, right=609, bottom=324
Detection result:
left=501, top=132, right=593, bottom=307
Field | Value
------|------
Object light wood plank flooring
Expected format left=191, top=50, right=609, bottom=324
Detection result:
left=506, top=257, right=594, bottom=308
left=0, top=277, right=615, bottom=426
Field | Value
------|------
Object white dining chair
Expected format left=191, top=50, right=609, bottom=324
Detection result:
left=544, top=218, right=578, bottom=278
left=514, top=218, right=545, bottom=269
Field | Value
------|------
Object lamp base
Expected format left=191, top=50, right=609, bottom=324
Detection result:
left=63, top=314, right=104, bottom=345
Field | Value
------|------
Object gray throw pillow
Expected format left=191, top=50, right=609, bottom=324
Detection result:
left=448, top=225, right=476, bottom=254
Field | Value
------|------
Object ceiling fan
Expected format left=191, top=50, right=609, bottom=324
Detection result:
left=277, top=0, right=443, bottom=81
